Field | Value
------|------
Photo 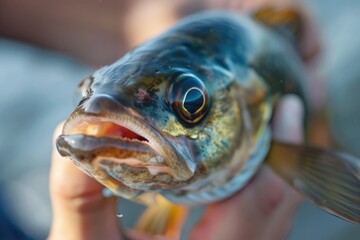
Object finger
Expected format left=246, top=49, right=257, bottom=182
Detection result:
left=190, top=96, right=304, bottom=240
left=49, top=122, right=122, bottom=240
left=272, top=94, right=304, bottom=143
left=261, top=95, right=305, bottom=240
left=190, top=166, right=302, bottom=240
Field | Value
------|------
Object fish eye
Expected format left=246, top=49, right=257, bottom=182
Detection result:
left=183, top=87, right=205, bottom=114
left=167, top=73, right=209, bottom=124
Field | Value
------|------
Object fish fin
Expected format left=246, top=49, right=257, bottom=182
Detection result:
left=266, top=141, right=360, bottom=223
left=136, top=195, right=188, bottom=238
left=253, top=7, right=303, bottom=50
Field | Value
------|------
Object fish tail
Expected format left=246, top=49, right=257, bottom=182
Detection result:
left=266, top=141, right=360, bottom=223
left=136, top=195, right=188, bottom=238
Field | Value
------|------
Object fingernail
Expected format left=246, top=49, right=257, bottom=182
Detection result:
left=272, top=95, right=304, bottom=144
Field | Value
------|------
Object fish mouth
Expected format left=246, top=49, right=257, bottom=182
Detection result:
left=56, top=110, right=195, bottom=197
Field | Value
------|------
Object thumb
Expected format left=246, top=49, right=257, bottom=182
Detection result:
left=48, top=122, right=122, bottom=240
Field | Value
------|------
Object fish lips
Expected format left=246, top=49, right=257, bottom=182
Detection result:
left=56, top=95, right=196, bottom=190
left=56, top=134, right=175, bottom=189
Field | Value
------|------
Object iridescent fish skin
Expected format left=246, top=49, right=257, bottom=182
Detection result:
left=56, top=11, right=307, bottom=204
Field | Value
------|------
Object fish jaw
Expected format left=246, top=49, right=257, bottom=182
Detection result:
left=56, top=95, right=196, bottom=196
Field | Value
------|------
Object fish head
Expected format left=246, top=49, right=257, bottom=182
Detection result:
left=56, top=35, right=253, bottom=200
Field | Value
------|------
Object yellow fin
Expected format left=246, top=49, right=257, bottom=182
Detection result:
left=266, top=141, right=360, bottom=223
left=136, top=195, right=188, bottom=238
left=253, top=6, right=303, bottom=51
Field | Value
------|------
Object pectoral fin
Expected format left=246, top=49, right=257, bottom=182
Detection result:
left=266, top=141, right=360, bottom=223
left=136, top=195, right=188, bottom=238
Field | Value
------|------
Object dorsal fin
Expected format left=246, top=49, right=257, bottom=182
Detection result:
left=253, top=7, right=304, bottom=53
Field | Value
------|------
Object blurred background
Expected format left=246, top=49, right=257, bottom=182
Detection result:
left=0, top=0, right=359, bottom=239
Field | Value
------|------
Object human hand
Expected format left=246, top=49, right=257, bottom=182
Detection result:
left=189, top=95, right=304, bottom=240
left=48, top=1, right=314, bottom=239
left=48, top=95, right=304, bottom=240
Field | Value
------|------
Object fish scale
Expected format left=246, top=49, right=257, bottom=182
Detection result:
left=57, top=8, right=360, bottom=237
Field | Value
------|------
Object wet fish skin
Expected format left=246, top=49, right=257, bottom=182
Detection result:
left=56, top=10, right=360, bottom=225
left=57, top=11, right=305, bottom=202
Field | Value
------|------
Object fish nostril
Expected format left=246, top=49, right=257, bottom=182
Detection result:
left=81, top=94, right=124, bottom=114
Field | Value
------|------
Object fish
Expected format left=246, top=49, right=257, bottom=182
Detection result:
left=56, top=7, right=360, bottom=236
